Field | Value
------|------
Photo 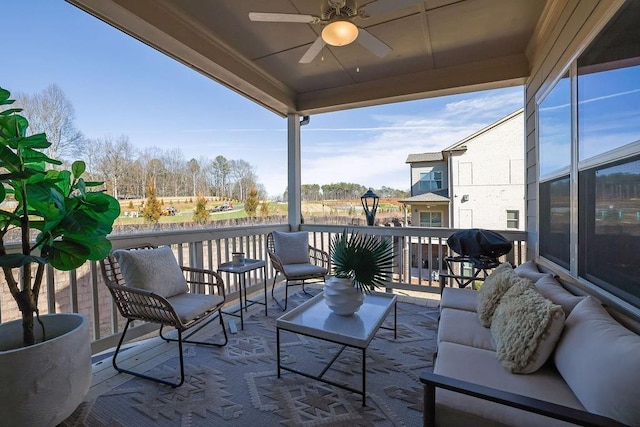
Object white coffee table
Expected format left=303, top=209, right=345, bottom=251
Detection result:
left=276, top=291, right=397, bottom=406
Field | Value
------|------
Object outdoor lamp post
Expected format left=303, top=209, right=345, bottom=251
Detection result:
left=361, top=188, right=380, bottom=226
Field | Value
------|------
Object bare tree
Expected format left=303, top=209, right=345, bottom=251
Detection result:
left=188, top=158, right=200, bottom=197
left=15, top=84, right=83, bottom=160
left=95, top=135, right=135, bottom=200
left=211, top=155, right=230, bottom=197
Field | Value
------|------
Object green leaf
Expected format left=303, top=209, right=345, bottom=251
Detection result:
left=71, top=160, right=86, bottom=178
left=18, top=133, right=50, bottom=150
left=0, top=145, right=22, bottom=171
left=0, top=108, right=22, bottom=116
left=44, top=239, right=91, bottom=271
left=82, top=180, right=104, bottom=187
left=0, top=88, right=10, bottom=104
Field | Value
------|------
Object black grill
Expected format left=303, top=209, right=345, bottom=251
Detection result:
left=447, top=229, right=512, bottom=269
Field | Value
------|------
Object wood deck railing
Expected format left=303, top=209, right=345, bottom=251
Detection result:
left=0, top=224, right=526, bottom=355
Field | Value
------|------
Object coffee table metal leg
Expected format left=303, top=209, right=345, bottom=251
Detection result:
left=362, top=347, right=367, bottom=406
left=263, top=266, right=268, bottom=317
left=394, top=299, right=397, bottom=339
left=276, top=328, right=281, bottom=378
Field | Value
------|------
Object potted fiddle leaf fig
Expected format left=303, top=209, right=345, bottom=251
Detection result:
left=0, top=86, right=120, bottom=426
left=325, top=229, right=394, bottom=315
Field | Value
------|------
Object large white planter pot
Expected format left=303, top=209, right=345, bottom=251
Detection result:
left=0, top=313, right=91, bottom=427
left=324, top=276, right=365, bottom=316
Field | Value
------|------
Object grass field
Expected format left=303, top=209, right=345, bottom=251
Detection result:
left=114, top=197, right=401, bottom=226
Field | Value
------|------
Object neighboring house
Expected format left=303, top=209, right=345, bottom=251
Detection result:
left=401, top=109, right=525, bottom=270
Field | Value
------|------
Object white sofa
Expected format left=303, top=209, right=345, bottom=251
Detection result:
left=420, top=261, right=640, bottom=427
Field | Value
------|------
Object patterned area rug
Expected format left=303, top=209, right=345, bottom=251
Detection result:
left=63, top=289, right=438, bottom=426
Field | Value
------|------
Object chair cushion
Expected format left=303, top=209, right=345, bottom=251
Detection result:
left=272, top=231, right=310, bottom=264
left=167, top=293, right=224, bottom=324
left=476, top=262, right=524, bottom=327
left=491, top=281, right=565, bottom=374
left=113, top=246, right=188, bottom=298
left=514, top=260, right=552, bottom=282
left=282, top=263, right=327, bottom=278
left=534, top=275, right=584, bottom=316
left=554, top=296, right=640, bottom=426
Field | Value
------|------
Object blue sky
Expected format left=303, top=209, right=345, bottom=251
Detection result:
left=3, top=1, right=524, bottom=197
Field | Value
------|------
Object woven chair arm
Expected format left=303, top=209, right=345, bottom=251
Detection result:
left=105, top=282, right=182, bottom=327
left=309, top=246, right=329, bottom=269
left=180, top=266, right=226, bottom=297
left=267, top=250, right=285, bottom=273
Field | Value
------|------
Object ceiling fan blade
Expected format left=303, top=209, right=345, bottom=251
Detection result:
left=359, top=0, right=423, bottom=18
left=249, top=12, right=319, bottom=24
left=299, top=36, right=326, bottom=63
left=298, top=36, right=326, bottom=64
left=357, top=28, right=392, bottom=58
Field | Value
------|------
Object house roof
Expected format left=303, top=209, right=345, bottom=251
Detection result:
left=443, top=108, right=524, bottom=151
left=406, top=152, right=444, bottom=164
left=67, top=1, right=549, bottom=117
left=399, top=190, right=450, bottom=204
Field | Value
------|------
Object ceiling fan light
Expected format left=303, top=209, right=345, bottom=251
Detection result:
left=322, top=20, right=358, bottom=46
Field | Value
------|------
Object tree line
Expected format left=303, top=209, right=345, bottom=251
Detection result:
left=11, top=84, right=408, bottom=203
left=285, top=183, right=409, bottom=202
left=12, top=84, right=264, bottom=201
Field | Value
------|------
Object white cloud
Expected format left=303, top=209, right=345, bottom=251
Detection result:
left=294, top=87, right=524, bottom=196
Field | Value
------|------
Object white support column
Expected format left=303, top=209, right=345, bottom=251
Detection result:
left=287, top=113, right=302, bottom=230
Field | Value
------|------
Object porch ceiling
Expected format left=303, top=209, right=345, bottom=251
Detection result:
left=66, top=0, right=549, bottom=117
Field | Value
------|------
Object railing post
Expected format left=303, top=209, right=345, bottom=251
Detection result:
left=189, top=241, right=204, bottom=270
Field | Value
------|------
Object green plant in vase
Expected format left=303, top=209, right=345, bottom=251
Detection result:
left=326, top=229, right=394, bottom=315
left=0, top=86, right=120, bottom=346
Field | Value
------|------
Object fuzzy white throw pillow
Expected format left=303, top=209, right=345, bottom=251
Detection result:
left=491, top=281, right=565, bottom=374
left=476, top=262, right=520, bottom=327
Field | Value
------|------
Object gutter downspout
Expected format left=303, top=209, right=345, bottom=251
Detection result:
left=448, top=150, right=454, bottom=229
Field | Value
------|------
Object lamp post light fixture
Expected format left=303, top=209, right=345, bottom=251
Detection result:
left=361, top=188, right=380, bottom=226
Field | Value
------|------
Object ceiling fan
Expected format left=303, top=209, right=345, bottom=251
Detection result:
left=249, top=0, right=421, bottom=63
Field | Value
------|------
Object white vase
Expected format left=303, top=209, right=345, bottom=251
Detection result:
left=324, top=276, right=365, bottom=316
left=0, top=313, right=91, bottom=427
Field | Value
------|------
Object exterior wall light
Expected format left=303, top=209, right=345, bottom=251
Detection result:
left=361, top=188, right=380, bottom=226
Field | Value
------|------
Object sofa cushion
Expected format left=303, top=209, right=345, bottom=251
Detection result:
left=440, top=287, right=477, bottom=313
left=434, top=341, right=584, bottom=427
left=554, top=296, right=640, bottom=426
left=113, top=246, right=188, bottom=298
left=534, top=275, right=584, bottom=316
left=491, top=281, right=565, bottom=374
left=477, top=262, right=525, bottom=327
left=438, top=308, right=495, bottom=351
left=272, top=231, right=310, bottom=264
left=514, top=260, right=552, bottom=282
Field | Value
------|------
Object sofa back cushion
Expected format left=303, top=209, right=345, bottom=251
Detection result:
left=554, top=296, right=640, bottom=426
left=477, top=262, right=524, bottom=327
left=491, top=281, right=565, bottom=374
left=113, top=246, right=188, bottom=298
left=514, top=260, right=552, bottom=282
left=534, top=275, right=584, bottom=316
left=272, top=231, right=310, bottom=264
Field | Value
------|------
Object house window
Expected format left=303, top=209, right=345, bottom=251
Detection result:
left=536, top=0, right=640, bottom=307
left=539, top=176, right=570, bottom=269
left=419, top=171, right=442, bottom=191
left=506, top=210, right=519, bottom=229
left=420, top=212, right=442, bottom=227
